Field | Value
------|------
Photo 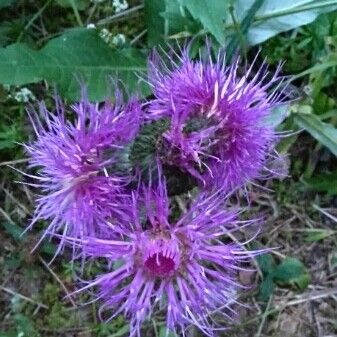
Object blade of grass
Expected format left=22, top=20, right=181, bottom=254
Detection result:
left=254, top=295, right=273, bottom=337
left=69, top=0, right=83, bottom=26
left=97, top=4, right=144, bottom=26
left=0, top=285, right=48, bottom=309
left=226, top=0, right=265, bottom=61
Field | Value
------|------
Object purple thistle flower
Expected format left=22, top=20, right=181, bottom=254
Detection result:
left=73, top=168, right=266, bottom=336
left=147, top=47, right=290, bottom=191
left=23, top=88, right=142, bottom=253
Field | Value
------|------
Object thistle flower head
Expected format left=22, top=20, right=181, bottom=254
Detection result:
left=24, top=88, right=142, bottom=253
left=147, top=46, right=290, bottom=191
left=76, top=167, right=265, bottom=335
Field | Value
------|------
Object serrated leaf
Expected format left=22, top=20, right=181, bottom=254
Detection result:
left=304, top=170, right=337, bottom=195
left=273, top=257, right=310, bottom=290
left=233, top=0, right=337, bottom=45
left=0, top=28, right=148, bottom=101
left=178, top=0, right=229, bottom=44
left=294, top=113, right=337, bottom=156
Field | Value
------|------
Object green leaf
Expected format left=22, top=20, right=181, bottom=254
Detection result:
left=1, top=221, right=23, bottom=240
left=304, top=170, right=337, bottom=195
left=264, top=105, right=289, bottom=128
left=0, top=28, right=148, bottom=101
left=233, top=0, right=337, bottom=45
left=108, top=324, right=130, bottom=337
left=0, top=124, right=22, bottom=150
left=330, top=252, right=337, bottom=268
left=303, top=229, right=336, bottom=242
left=40, top=242, right=57, bottom=256
left=294, top=113, right=337, bottom=156
left=56, top=0, right=88, bottom=10
left=159, top=327, right=178, bottom=337
left=14, top=314, right=41, bottom=337
left=293, top=57, right=337, bottom=80
left=161, top=0, right=201, bottom=38
left=259, top=274, right=275, bottom=301
left=4, top=255, right=22, bottom=269
left=0, top=331, right=17, bottom=337
left=0, top=22, right=12, bottom=47
left=273, top=257, right=310, bottom=291
left=178, top=0, right=229, bottom=44
left=0, top=0, right=16, bottom=9
left=145, top=0, right=165, bottom=46
left=276, top=116, right=299, bottom=153
left=226, top=0, right=265, bottom=60
left=256, top=253, right=275, bottom=275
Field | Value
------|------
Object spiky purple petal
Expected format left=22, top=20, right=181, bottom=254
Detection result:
left=72, top=168, right=266, bottom=335
left=147, top=47, right=290, bottom=190
left=24, top=88, right=142, bottom=253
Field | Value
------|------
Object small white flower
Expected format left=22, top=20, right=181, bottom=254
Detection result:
left=112, top=33, right=126, bottom=46
left=99, top=28, right=112, bottom=43
left=112, top=0, right=128, bottom=13
left=86, top=23, right=96, bottom=29
left=13, top=87, right=36, bottom=103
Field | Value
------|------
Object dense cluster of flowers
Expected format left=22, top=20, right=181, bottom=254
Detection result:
left=24, top=46, right=289, bottom=336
